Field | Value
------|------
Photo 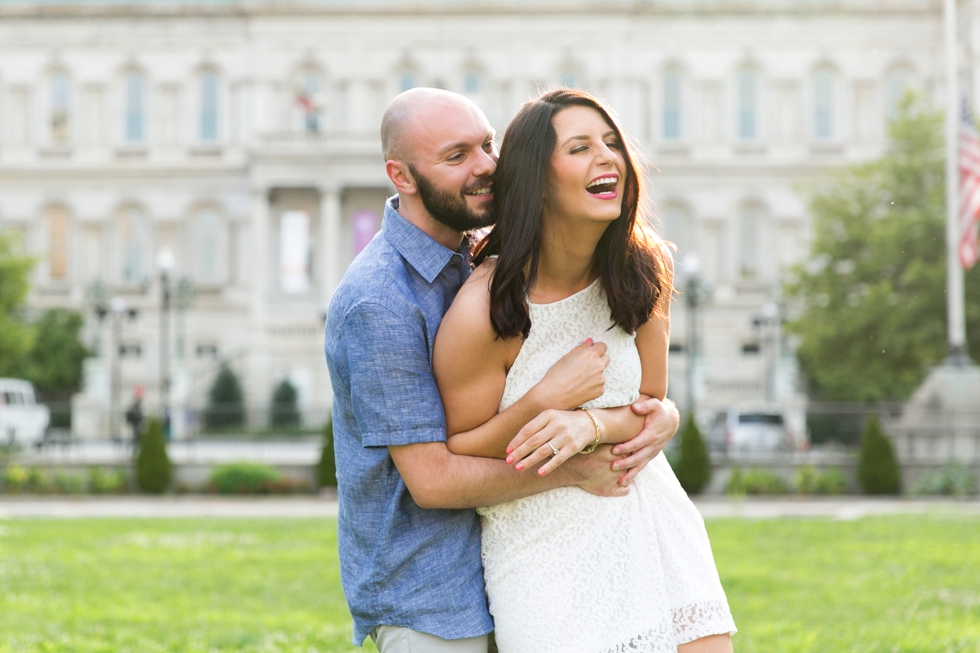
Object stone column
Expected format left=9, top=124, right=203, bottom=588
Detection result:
left=319, top=185, right=343, bottom=312
left=250, top=185, right=271, bottom=327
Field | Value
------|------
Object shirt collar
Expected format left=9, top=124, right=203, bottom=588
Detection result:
left=382, top=196, right=470, bottom=284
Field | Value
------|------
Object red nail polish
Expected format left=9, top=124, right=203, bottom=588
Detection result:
left=506, top=447, right=513, bottom=454
left=515, top=463, right=524, bottom=471
left=505, top=456, right=513, bottom=464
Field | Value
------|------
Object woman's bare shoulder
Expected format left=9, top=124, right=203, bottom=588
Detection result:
left=439, top=258, right=497, bottom=347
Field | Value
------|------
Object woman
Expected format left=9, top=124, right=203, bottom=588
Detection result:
left=433, top=89, right=736, bottom=653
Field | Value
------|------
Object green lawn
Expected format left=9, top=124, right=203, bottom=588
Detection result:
left=0, top=515, right=978, bottom=652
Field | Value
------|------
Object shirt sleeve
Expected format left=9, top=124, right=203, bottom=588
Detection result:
left=337, top=301, right=448, bottom=448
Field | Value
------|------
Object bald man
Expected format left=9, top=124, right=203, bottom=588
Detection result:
left=324, top=89, right=680, bottom=653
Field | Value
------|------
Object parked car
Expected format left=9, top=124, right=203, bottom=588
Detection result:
left=0, top=379, right=50, bottom=447
left=709, top=407, right=794, bottom=453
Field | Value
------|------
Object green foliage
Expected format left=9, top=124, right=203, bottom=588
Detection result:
left=88, top=467, right=127, bottom=494
left=785, top=95, right=980, bottom=401
left=792, top=465, right=847, bottom=495
left=317, top=417, right=338, bottom=488
left=673, top=413, right=711, bottom=494
left=1, top=464, right=29, bottom=493
left=911, top=461, right=979, bottom=496
left=0, top=233, right=36, bottom=376
left=21, top=309, right=88, bottom=400
left=857, top=414, right=901, bottom=495
left=203, top=363, right=246, bottom=431
left=53, top=470, right=85, bottom=495
left=209, top=462, right=282, bottom=494
left=25, top=467, right=56, bottom=494
left=136, top=418, right=172, bottom=494
left=813, top=467, right=848, bottom=495
left=725, top=466, right=788, bottom=495
left=270, top=379, right=300, bottom=427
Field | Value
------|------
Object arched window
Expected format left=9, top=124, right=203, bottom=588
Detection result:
left=663, top=69, right=682, bottom=140
left=200, top=70, right=219, bottom=142
left=398, top=72, right=416, bottom=93
left=813, top=67, right=835, bottom=140
left=50, top=72, right=70, bottom=144
left=886, top=66, right=912, bottom=119
left=195, top=208, right=223, bottom=284
left=124, top=71, right=145, bottom=142
left=47, top=207, right=70, bottom=281
left=737, top=68, right=759, bottom=140
left=295, top=68, right=324, bottom=133
left=661, top=205, right=691, bottom=256
left=119, top=207, right=148, bottom=282
left=464, top=72, right=481, bottom=95
left=739, top=206, right=761, bottom=277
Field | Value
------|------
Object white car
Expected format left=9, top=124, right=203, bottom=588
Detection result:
left=710, top=408, right=793, bottom=453
left=0, top=379, right=50, bottom=447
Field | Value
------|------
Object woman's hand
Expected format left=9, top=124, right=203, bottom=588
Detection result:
left=529, top=339, right=609, bottom=410
left=505, top=409, right=597, bottom=476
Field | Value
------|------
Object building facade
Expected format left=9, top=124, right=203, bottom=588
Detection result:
left=0, top=0, right=966, bottom=438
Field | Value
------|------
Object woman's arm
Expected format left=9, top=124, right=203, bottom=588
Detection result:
left=434, top=265, right=610, bottom=459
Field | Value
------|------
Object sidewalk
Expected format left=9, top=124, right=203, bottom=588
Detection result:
left=0, top=495, right=977, bottom=519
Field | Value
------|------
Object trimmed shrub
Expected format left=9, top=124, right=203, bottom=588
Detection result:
left=726, top=467, right=787, bottom=495
left=814, top=468, right=847, bottom=495
left=209, top=462, right=281, bottom=494
left=204, top=363, right=246, bottom=432
left=673, top=413, right=711, bottom=495
left=53, top=471, right=85, bottom=495
left=1, top=464, right=29, bottom=493
left=910, top=461, right=979, bottom=496
left=136, top=418, right=172, bottom=494
left=89, top=467, right=127, bottom=494
left=318, top=417, right=338, bottom=488
left=271, top=379, right=301, bottom=428
left=26, top=467, right=56, bottom=494
left=857, top=414, right=901, bottom=495
left=793, top=465, right=818, bottom=495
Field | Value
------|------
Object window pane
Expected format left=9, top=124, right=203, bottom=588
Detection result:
left=48, top=208, right=69, bottom=280
left=740, top=208, right=759, bottom=276
left=662, top=205, right=688, bottom=255
left=200, top=72, right=218, bottom=142
left=125, top=73, right=144, bottom=142
left=297, top=70, right=323, bottom=133
left=51, top=73, right=70, bottom=143
left=738, top=69, right=757, bottom=140
left=814, top=69, right=834, bottom=140
left=663, top=71, right=681, bottom=140
left=464, top=73, right=480, bottom=95
left=122, top=208, right=147, bottom=281
left=561, top=71, right=577, bottom=88
left=399, top=73, right=415, bottom=93
left=887, top=68, right=910, bottom=119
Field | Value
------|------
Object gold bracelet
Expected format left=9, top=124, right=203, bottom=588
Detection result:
left=575, top=407, right=601, bottom=454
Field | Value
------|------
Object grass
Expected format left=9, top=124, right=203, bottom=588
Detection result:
left=0, top=515, right=978, bottom=652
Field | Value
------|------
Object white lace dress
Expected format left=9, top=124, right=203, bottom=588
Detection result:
left=478, top=279, right=736, bottom=653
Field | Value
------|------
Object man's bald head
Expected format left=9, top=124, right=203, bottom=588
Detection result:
left=380, top=87, right=487, bottom=162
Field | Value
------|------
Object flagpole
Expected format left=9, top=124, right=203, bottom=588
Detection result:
left=945, top=0, right=968, bottom=363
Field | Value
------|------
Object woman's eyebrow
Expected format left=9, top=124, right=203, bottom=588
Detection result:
left=558, top=131, right=618, bottom=148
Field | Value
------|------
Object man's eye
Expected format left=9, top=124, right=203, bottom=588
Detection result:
left=448, top=152, right=464, bottom=161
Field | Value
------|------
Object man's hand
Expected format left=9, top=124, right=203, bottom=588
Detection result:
left=561, top=445, right=630, bottom=497
left=609, top=397, right=680, bottom=485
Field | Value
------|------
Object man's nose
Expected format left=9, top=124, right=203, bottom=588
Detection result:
left=473, top=148, right=497, bottom=177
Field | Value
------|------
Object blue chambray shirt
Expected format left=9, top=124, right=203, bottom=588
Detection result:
left=324, top=197, right=492, bottom=646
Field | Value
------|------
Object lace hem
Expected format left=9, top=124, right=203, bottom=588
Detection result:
left=601, top=622, right=676, bottom=653
left=673, top=601, right=738, bottom=644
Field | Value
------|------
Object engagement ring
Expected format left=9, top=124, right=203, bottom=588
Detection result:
left=547, top=442, right=560, bottom=457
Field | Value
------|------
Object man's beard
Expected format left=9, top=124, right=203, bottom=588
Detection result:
left=410, top=164, right=496, bottom=233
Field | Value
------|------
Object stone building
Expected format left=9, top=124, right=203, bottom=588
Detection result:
left=0, top=0, right=959, bottom=438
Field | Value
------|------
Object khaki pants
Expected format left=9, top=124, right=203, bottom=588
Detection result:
left=370, top=626, right=489, bottom=653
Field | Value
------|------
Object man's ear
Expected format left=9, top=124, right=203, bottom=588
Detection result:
left=386, top=160, right=417, bottom=195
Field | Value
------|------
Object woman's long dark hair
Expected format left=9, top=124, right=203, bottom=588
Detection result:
left=474, top=88, right=673, bottom=340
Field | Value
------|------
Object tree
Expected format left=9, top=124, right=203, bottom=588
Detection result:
left=203, top=363, right=246, bottom=431
left=317, top=415, right=338, bottom=488
left=785, top=95, right=980, bottom=401
left=673, top=413, right=712, bottom=495
left=0, top=233, right=36, bottom=376
left=136, top=417, right=172, bottom=494
left=270, top=379, right=300, bottom=427
left=22, top=309, right=88, bottom=398
left=857, top=414, right=901, bottom=495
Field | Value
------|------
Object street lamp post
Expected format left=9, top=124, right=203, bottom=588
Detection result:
left=157, top=250, right=175, bottom=438
left=681, top=255, right=710, bottom=415
left=86, top=282, right=137, bottom=440
left=753, top=302, right=780, bottom=403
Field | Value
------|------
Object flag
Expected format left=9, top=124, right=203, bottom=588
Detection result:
left=958, top=97, right=980, bottom=269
